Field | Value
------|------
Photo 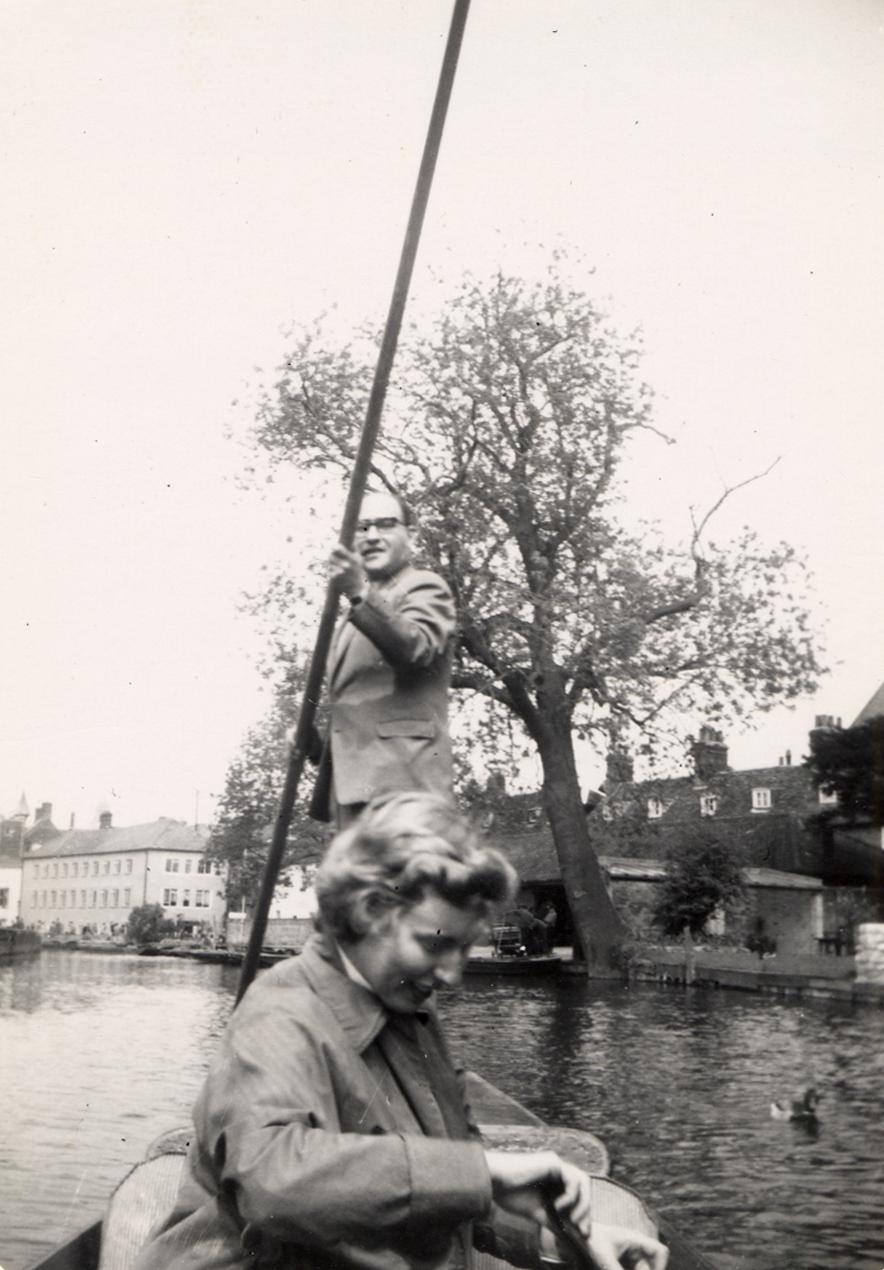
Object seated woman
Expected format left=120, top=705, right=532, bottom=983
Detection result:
left=135, top=792, right=667, bottom=1270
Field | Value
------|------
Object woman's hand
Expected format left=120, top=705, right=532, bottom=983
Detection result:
left=585, top=1222, right=669, bottom=1270
left=483, top=1150, right=592, bottom=1237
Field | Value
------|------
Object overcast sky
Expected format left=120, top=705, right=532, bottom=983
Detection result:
left=2, top=0, right=882, bottom=830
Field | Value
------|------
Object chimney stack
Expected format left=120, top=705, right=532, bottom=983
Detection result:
left=605, top=750, right=634, bottom=786
left=810, top=715, right=841, bottom=753
left=691, top=725, right=729, bottom=780
left=99, top=811, right=112, bottom=830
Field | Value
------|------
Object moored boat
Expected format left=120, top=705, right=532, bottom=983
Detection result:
left=465, top=953, right=562, bottom=976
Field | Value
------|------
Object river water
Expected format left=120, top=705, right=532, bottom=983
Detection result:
left=1, top=950, right=882, bottom=1270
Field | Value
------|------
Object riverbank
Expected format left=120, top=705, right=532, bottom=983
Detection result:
left=474, top=941, right=884, bottom=1005
left=624, top=946, right=884, bottom=1006
left=0, top=928, right=41, bottom=959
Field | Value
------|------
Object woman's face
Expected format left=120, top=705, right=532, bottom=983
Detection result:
left=348, top=891, right=486, bottom=1013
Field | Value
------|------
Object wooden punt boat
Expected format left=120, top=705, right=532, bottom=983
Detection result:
left=465, top=953, right=562, bottom=976
left=25, top=1071, right=719, bottom=1270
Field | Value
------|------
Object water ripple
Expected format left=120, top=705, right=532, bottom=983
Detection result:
left=3, top=955, right=883, bottom=1270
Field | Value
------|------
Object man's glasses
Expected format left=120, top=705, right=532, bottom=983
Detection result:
left=355, top=517, right=403, bottom=535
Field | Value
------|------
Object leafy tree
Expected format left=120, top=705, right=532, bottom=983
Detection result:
left=127, top=903, right=175, bottom=947
left=241, top=260, right=822, bottom=972
left=208, top=690, right=327, bottom=912
left=652, top=827, right=747, bottom=940
left=806, top=715, right=884, bottom=824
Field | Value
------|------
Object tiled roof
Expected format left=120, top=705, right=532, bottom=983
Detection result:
left=603, top=857, right=821, bottom=889
left=853, top=680, right=884, bottom=727
left=604, top=763, right=818, bottom=819
left=486, top=824, right=559, bottom=883
left=23, top=818, right=210, bottom=859
left=484, top=829, right=822, bottom=889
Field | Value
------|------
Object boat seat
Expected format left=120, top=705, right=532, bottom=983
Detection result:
left=98, top=1128, right=190, bottom=1270
left=99, top=1123, right=651, bottom=1270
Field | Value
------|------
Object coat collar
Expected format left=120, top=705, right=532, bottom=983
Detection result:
left=295, top=932, right=390, bottom=1053
left=296, top=932, right=432, bottom=1053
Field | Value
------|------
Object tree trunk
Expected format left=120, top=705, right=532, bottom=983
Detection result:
left=536, top=719, right=627, bottom=978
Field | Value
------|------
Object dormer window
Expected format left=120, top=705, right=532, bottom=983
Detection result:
left=700, top=794, right=718, bottom=817
left=818, top=787, right=839, bottom=806
left=647, top=797, right=663, bottom=820
left=751, top=787, right=771, bottom=812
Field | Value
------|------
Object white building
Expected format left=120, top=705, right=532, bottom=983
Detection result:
left=20, top=812, right=227, bottom=937
left=0, top=841, right=23, bottom=927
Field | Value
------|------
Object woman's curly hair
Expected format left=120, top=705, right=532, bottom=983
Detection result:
left=315, top=791, right=518, bottom=941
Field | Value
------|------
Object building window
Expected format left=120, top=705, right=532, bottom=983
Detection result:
left=92, top=860, right=99, bottom=876
left=123, top=888, right=131, bottom=906
left=184, top=858, right=192, bottom=873
left=125, top=858, right=133, bottom=874
left=32, top=891, right=38, bottom=907
left=90, top=890, right=97, bottom=907
left=50, top=890, right=57, bottom=906
left=112, top=889, right=119, bottom=906
left=81, top=889, right=87, bottom=907
left=62, top=863, right=68, bottom=877
left=101, top=890, right=107, bottom=907
left=52, top=863, right=58, bottom=878
left=103, top=860, right=110, bottom=874
left=41, top=890, right=47, bottom=907
left=165, top=859, right=180, bottom=873
left=0, top=888, right=8, bottom=909
left=647, top=798, right=663, bottom=820
left=197, top=858, right=211, bottom=874
left=114, top=859, right=121, bottom=874
left=71, top=862, right=78, bottom=878
left=182, top=889, right=191, bottom=907
left=700, top=794, right=718, bottom=817
left=195, top=890, right=208, bottom=907
left=751, top=787, right=772, bottom=812
left=163, top=888, right=178, bottom=907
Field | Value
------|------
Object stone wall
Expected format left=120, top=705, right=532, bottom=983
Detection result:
left=855, top=923, right=884, bottom=984
left=227, top=915, right=314, bottom=951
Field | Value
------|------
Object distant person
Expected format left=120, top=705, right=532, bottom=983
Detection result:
left=310, top=489, right=456, bottom=827
left=134, top=792, right=667, bottom=1270
left=539, top=901, right=558, bottom=952
left=507, top=901, right=548, bottom=956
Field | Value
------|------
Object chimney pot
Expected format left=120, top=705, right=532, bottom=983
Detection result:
left=691, top=725, right=729, bottom=779
left=605, top=750, right=634, bottom=785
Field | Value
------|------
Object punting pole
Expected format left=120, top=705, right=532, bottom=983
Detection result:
left=236, top=0, right=472, bottom=1005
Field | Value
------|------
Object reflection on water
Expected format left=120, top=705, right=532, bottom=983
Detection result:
left=2, top=952, right=883, bottom=1270
left=1, top=952, right=237, bottom=1268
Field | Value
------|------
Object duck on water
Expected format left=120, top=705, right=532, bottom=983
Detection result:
left=770, top=1088, right=821, bottom=1122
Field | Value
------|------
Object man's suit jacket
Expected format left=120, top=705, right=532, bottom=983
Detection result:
left=310, top=563, right=456, bottom=820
